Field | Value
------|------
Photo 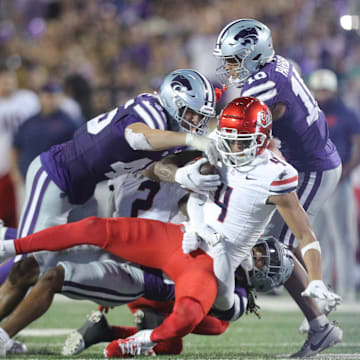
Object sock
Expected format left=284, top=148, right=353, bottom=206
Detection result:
left=0, top=328, right=10, bottom=345
left=192, top=315, right=229, bottom=335
left=2, top=241, right=16, bottom=257
left=151, top=297, right=204, bottom=342
left=309, top=314, right=329, bottom=331
left=111, top=326, right=137, bottom=339
left=4, top=228, right=17, bottom=240
left=153, top=338, right=183, bottom=355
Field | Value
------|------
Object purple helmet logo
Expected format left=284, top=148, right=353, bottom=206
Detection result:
left=234, top=27, right=259, bottom=46
left=171, top=75, right=193, bottom=92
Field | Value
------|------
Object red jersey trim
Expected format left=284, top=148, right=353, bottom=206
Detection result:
left=271, top=175, right=298, bottom=186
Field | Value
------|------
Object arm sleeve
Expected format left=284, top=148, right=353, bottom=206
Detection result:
left=186, top=192, right=207, bottom=230
left=269, top=162, right=298, bottom=195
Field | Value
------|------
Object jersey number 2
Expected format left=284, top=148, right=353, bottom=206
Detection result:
left=131, top=180, right=161, bottom=217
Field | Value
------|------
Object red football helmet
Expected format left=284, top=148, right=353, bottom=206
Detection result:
left=216, top=97, right=272, bottom=167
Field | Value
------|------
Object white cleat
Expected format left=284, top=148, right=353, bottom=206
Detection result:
left=6, top=339, right=28, bottom=355
left=298, top=297, right=338, bottom=334
left=291, top=321, right=343, bottom=358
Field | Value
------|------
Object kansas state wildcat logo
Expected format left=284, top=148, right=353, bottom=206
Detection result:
left=234, top=27, right=259, bottom=46
left=171, top=75, right=192, bottom=92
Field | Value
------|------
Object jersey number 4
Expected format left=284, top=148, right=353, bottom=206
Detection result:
left=214, top=184, right=233, bottom=222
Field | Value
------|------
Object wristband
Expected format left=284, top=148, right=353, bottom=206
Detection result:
left=185, top=133, right=195, bottom=147
left=301, top=241, right=321, bottom=258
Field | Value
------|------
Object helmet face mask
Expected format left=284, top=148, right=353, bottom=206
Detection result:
left=213, top=19, right=275, bottom=87
left=158, top=69, right=216, bottom=134
left=216, top=97, right=272, bottom=167
left=249, top=237, right=294, bottom=293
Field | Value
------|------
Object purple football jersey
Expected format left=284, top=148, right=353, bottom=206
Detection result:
left=241, top=55, right=341, bottom=172
left=40, top=94, right=185, bottom=204
left=143, top=267, right=175, bottom=301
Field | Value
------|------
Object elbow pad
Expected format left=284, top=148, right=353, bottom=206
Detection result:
left=125, top=128, right=153, bottom=151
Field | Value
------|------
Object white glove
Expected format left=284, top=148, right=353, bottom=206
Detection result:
left=175, top=158, right=220, bottom=194
left=182, top=231, right=201, bottom=254
left=196, top=227, right=224, bottom=252
left=301, top=280, right=342, bottom=305
left=185, top=134, right=220, bottom=165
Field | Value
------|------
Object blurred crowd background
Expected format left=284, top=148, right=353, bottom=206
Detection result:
left=1, top=0, right=360, bottom=300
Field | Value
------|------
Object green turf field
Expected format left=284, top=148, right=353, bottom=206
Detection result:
left=8, top=295, right=360, bottom=360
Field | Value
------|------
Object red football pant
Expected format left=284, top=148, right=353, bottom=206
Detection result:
left=14, top=217, right=217, bottom=343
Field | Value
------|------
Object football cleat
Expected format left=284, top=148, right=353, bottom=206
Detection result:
left=134, top=308, right=166, bottom=331
left=104, top=337, right=155, bottom=358
left=298, top=297, right=338, bottom=334
left=6, top=339, right=28, bottom=355
left=62, top=310, right=113, bottom=356
left=290, top=321, right=343, bottom=358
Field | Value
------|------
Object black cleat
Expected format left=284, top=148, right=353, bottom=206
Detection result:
left=62, top=310, right=113, bottom=356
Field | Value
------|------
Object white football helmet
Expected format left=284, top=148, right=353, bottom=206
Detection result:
left=213, top=19, right=275, bottom=87
left=250, top=236, right=294, bottom=293
left=158, top=69, right=216, bottom=134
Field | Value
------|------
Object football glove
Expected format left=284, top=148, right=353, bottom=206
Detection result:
left=182, top=231, right=200, bottom=254
left=301, top=280, right=342, bottom=305
left=185, top=134, right=219, bottom=165
left=175, top=158, right=220, bottom=194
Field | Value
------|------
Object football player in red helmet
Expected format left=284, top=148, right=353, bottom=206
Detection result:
left=216, top=97, right=272, bottom=167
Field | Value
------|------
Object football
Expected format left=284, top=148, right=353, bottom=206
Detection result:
left=199, top=161, right=217, bottom=175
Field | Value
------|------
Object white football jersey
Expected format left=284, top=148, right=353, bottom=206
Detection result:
left=201, top=149, right=298, bottom=270
left=112, top=173, right=188, bottom=224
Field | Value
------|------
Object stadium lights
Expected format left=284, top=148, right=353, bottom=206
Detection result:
left=340, top=15, right=360, bottom=30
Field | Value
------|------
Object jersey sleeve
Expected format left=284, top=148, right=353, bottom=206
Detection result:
left=240, top=57, right=288, bottom=108
left=124, top=94, right=168, bottom=130
left=269, top=164, right=298, bottom=195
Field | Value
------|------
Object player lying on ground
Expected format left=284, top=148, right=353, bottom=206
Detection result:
left=63, top=236, right=294, bottom=356
left=0, top=97, right=342, bottom=358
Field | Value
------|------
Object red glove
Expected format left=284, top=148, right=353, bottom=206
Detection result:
left=215, top=85, right=227, bottom=102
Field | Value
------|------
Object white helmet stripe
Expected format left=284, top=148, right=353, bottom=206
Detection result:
left=216, top=19, right=245, bottom=45
left=193, top=70, right=215, bottom=107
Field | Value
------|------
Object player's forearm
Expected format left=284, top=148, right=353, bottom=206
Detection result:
left=212, top=245, right=235, bottom=311
left=144, top=129, right=187, bottom=150
left=187, top=193, right=207, bottom=228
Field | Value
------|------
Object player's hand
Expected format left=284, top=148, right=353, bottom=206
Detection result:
left=185, top=134, right=220, bottom=165
left=182, top=231, right=200, bottom=254
left=196, top=227, right=224, bottom=252
left=175, top=158, right=220, bottom=194
left=301, top=280, right=342, bottom=305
